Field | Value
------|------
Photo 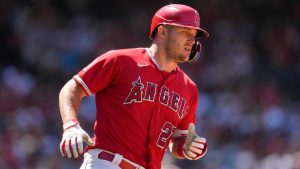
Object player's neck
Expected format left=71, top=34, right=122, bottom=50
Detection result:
left=148, top=44, right=177, bottom=73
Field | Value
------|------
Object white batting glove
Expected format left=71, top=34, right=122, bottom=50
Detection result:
left=59, top=118, right=94, bottom=158
left=183, top=123, right=207, bottom=160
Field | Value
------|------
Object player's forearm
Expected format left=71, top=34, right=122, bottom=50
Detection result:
left=59, top=79, right=86, bottom=123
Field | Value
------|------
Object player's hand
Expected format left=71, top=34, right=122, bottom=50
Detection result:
left=183, top=123, right=207, bottom=160
left=59, top=119, right=94, bottom=158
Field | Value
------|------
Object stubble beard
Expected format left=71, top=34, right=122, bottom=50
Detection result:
left=165, top=38, right=188, bottom=63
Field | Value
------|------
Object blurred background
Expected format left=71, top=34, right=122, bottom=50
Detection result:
left=0, top=0, right=300, bottom=168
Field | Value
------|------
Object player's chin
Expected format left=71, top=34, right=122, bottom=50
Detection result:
left=177, top=56, right=189, bottom=63
left=177, top=53, right=190, bottom=63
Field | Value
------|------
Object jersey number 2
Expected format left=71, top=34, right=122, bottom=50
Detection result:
left=156, top=122, right=175, bottom=149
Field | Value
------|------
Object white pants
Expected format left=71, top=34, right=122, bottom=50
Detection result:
left=79, top=149, right=121, bottom=169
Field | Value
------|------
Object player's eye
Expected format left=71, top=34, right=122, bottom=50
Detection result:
left=182, top=30, right=189, bottom=34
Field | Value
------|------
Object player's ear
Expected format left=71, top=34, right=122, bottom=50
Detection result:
left=157, top=25, right=168, bottom=39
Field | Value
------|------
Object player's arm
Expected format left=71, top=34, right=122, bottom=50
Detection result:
left=169, top=123, right=207, bottom=160
left=59, top=79, right=94, bottom=158
left=59, top=79, right=85, bottom=123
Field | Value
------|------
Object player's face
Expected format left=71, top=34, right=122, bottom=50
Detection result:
left=164, top=26, right=197, bottom=63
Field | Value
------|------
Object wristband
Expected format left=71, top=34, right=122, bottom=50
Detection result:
left=63, top=118, right=79, bottom=130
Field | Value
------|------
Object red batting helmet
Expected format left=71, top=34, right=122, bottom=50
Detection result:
left=149, top=4, right=209, bottom=39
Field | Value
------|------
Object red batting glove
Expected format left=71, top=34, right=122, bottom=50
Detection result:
left=59, top=118, right=94, bottom=158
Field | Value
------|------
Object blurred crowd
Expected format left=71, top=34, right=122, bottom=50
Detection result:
left=0, top=0, right=300, bottom=169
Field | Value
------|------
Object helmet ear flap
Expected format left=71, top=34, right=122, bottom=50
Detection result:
left=188, top=40, right=202, bottom=62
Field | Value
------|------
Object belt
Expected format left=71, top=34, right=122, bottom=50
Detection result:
left=98, top=151, right=144, bottom=169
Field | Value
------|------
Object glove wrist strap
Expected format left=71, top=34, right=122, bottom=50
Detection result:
left=63, top=118, right=79, bottom=131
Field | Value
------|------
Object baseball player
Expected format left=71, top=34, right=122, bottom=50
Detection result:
left=59, top=4, right=209, bottom=169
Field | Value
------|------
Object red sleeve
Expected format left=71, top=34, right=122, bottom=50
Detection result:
left=176, top=86, right=199, bottom=130
left=73, top=51, right=119, bottom=96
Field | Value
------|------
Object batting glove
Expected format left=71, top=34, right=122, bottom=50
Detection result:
left=59, top=118, right=94, bottom=158
left=183, top=123, right=207, bottom=160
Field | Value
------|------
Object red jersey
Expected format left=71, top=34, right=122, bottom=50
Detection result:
left=73, top=48, right=199, bottom=169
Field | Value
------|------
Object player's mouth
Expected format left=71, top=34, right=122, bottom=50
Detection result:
left=185, top=48, right=191, bottom=51
left=184, top=46, right=192, bottom=52
left=184, top=43, right=193, bottom=51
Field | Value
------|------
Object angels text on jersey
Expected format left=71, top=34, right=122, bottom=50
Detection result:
left=124, top=76, right=189, bottom=119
